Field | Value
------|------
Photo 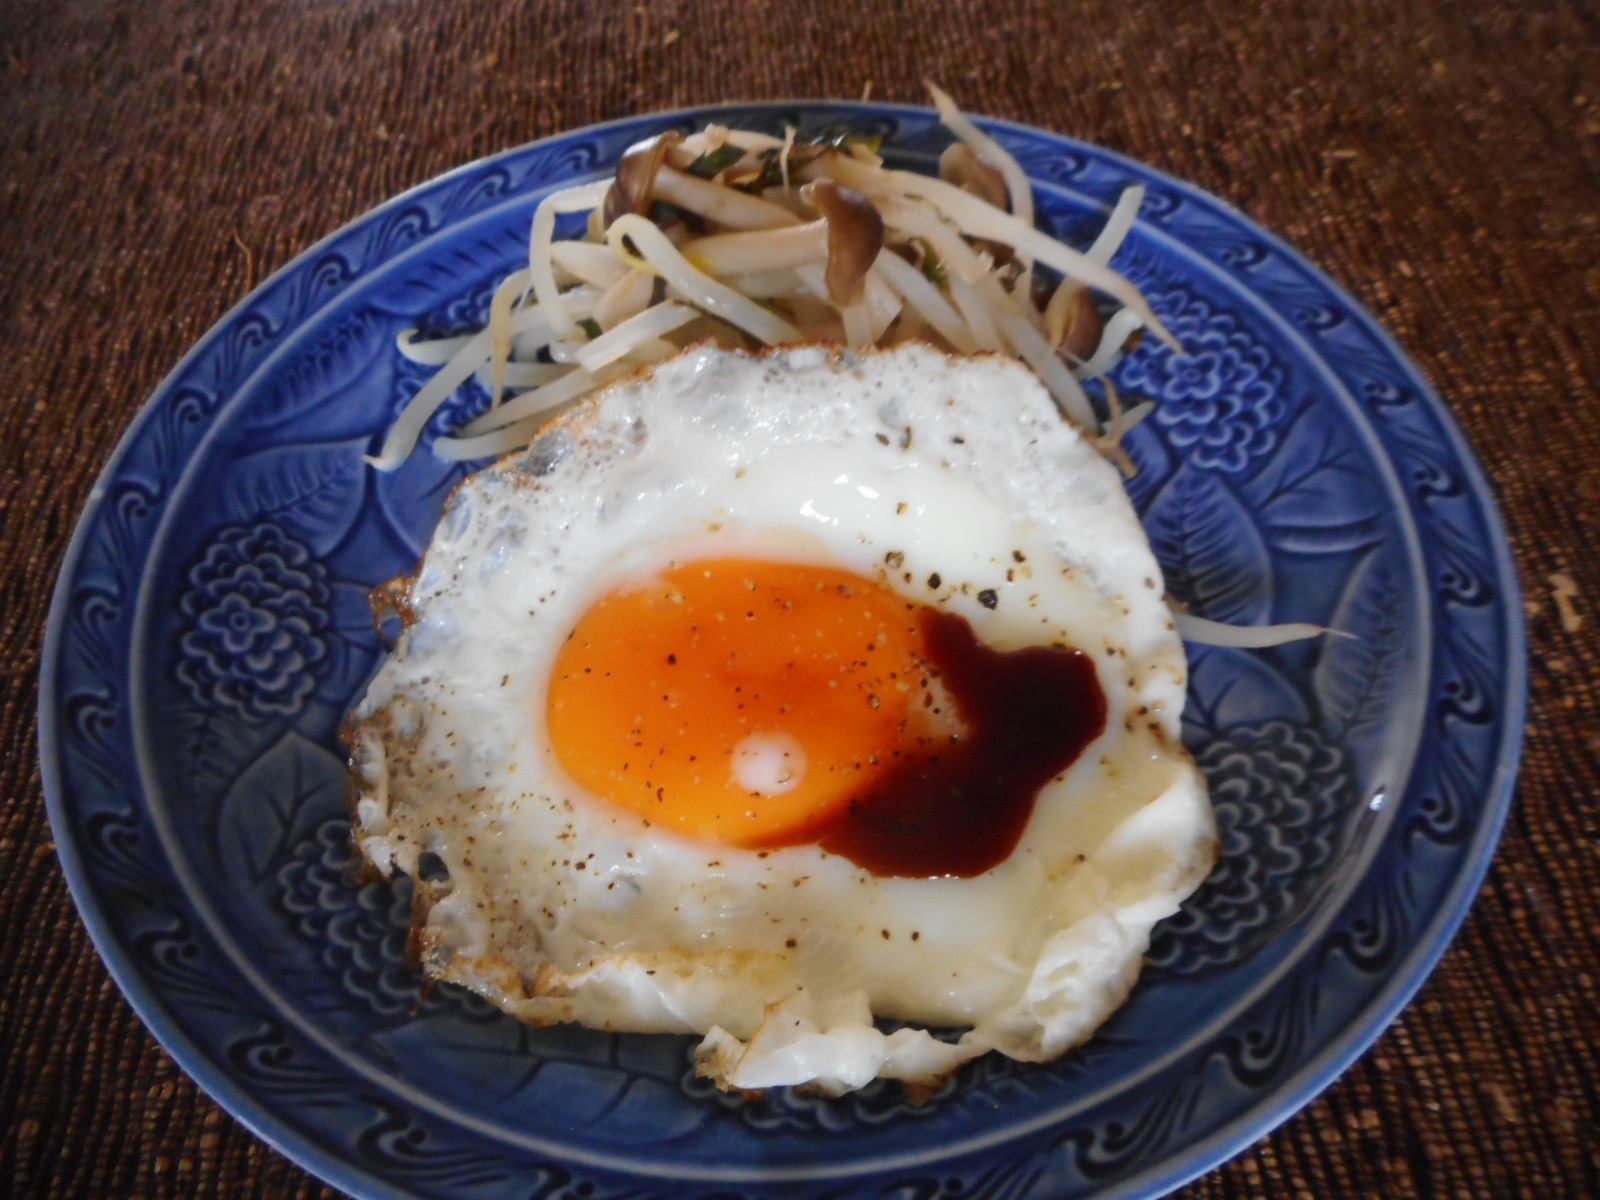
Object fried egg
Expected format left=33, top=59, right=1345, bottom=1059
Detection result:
left=348, top=343, right=1215, bottom=1095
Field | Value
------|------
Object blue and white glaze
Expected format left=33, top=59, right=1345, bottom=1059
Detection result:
left=40, top=103, right=1524, bottom=1199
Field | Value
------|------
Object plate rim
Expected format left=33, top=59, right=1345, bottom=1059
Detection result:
left=38, top=97, right=1527, bottom=1200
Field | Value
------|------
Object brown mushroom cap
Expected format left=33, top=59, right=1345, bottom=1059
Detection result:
left=938, top=143, right=1009, bottom=211
left=603, top=131, right=684, bottom=227
left=799, top=178, right=885, bottom=307
left=1058, top=286, right=1104, bottom=361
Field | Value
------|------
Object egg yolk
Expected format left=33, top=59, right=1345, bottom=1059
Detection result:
left=547, top=559, right=939, bottom=846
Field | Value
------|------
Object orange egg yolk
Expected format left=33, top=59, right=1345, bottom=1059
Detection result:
left=546, top=558, right=939, bottom=847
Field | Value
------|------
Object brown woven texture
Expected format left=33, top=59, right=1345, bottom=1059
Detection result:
left=3, top=0, right=1597, bottom=1195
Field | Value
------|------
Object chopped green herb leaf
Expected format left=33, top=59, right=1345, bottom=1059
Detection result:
left=913, top=238, right=949, bottom=289
left=647, top=199, right=683, bottom=226
left=686, top=145, right=746, bottom=179
left=738, top=147, right=788, bottom=193
left=810, top=126, right=857, bottom=151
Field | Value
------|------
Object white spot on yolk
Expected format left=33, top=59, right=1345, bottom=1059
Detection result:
left=731, top=732, right=807, bottom=795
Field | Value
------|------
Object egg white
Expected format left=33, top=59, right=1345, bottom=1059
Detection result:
left=349, top=343, right=1215, bottom=1095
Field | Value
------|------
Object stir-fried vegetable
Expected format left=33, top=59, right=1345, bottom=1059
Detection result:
left=369, top=91, right=1335, bottom=648
left=368, top=91, right=1161, bottom=472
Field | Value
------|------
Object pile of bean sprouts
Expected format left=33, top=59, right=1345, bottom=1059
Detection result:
left=367, top=87, right=1168, bottom=472
left=368, top=89, right=1330, bottom=648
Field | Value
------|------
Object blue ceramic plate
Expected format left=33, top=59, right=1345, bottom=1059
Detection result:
left=40, top=103, right=1523, bottom=1199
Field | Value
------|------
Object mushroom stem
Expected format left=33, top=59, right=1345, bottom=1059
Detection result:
left=680, top=222, right=830, bottom=276
left=653, top=166, right=802, bottom=230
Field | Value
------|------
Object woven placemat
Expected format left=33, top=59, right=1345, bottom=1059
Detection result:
left=3, top=0, right=1596, bottom=1195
